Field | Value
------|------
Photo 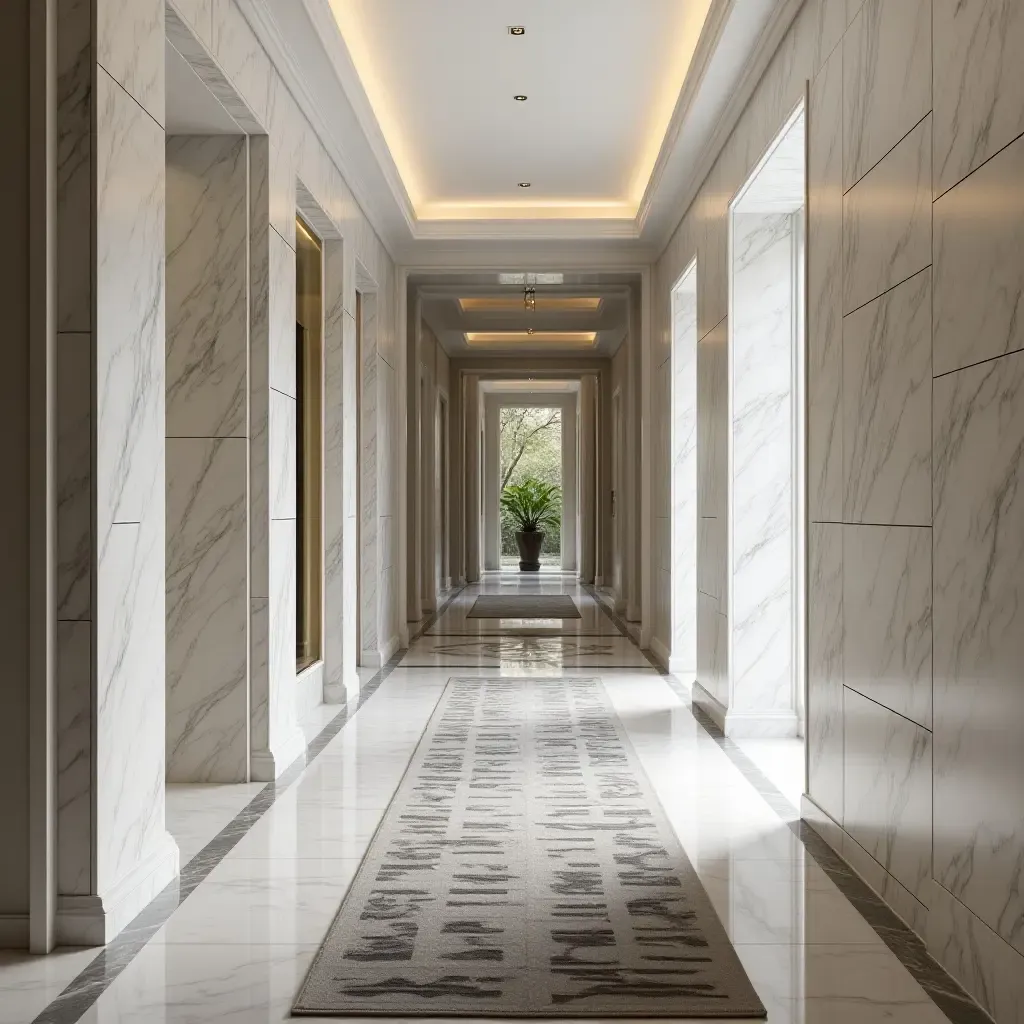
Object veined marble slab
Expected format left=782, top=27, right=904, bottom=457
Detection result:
left=933, top=347, right=1024, bottom=955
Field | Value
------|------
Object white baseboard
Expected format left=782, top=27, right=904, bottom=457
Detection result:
left=251, top=723, right=306, bottom=782
left=0, top=914, right=28, bottom=949
left=723, top=709, right=800, bottom=737
left=56, top=832, right=179, bottom=946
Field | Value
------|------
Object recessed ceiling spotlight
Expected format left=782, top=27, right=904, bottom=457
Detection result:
left=514, top=94, right=528, bottom=101
left=508, top=25, right=525, bottom=35
left=518, top=182, right=531, bottom=188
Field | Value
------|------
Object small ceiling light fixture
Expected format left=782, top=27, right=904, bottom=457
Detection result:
left=514, top=94, right=527, bottom=101
left=508, top=25, right=525, bottom=35
left=518, top=182, right=531, bottom=188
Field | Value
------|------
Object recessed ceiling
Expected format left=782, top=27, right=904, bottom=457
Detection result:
left=458, top=297, right=602, bottom=314
left=415, top=269, right=638, bottom=358
left=465, top=331, right=597, bottom=348
left=326, top=0, right=713, bottom=221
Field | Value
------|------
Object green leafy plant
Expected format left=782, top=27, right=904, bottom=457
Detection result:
left=500, top=478, right=561, bottom=534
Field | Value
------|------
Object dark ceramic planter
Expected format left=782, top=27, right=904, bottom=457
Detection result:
left=515, top=530, right=544, bottom=571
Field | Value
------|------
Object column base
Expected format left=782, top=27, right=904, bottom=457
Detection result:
left=56, top=831, right=179, bottom=946
left=251, top=724, right=306, bottom=782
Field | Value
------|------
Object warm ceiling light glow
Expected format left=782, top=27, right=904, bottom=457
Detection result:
left=514, top=94, right=528, bottom=101
left=629, top=0, right=713, bottom=205
left=329, top=0, right=713, bottom=222
left=458, top=297, right=602, bottom=313
left=465, top=331, right=597, bottom=347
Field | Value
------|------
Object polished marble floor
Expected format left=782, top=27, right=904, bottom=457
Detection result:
left=3, top=578, right=984, bottom=1023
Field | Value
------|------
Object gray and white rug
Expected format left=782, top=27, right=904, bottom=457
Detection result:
left=293, top=676, right=765, bottom=1018
left=466, top=594, right=581, bottom=619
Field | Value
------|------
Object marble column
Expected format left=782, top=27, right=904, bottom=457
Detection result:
left=247, top=137, right=304, bottom=781
left=464, top=375, right=481, bottom=583
left=406, top=301, right=423, bottom=623
left=53, top=0, right=179, bottom=944
left=322, top=241, right=359, bottom=703
left=165, top=135, right=250, bottom=783
left=578, top=374, right=597, bottom=584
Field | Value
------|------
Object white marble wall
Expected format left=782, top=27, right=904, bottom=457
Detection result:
left=248, top=135, right=303, bottom=783
left=669, top=271, right=698, bottom=675
left=54, top=0, right=179, bottom=944
left=728, top=211, right=797, bottom=734
left=165, top=136, right=249, bottom=783
left=322, top=241, right=359, bottom=702
left=654, top=0, right=1024, bottom=1017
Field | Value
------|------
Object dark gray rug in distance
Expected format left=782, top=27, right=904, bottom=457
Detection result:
left=293, top=676, right=766, bottom=1018
left=466, top=594, right=581, bottom=619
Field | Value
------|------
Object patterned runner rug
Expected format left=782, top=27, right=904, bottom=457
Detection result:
left=293, top=677, right=765, bottom=1018
left=466, top=595, right=582, bottom=619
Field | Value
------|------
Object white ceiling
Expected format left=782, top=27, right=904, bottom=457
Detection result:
left=326, top=0, right=712, bottom=220
left=246, top=0, right=797, bottom=255
left=165, top=40, right=242, bottom=135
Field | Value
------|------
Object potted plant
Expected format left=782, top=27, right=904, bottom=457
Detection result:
left=500, top=478, right=561, bottom=571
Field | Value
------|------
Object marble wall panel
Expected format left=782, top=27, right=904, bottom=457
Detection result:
left=95, top=516, right=168, bottom=890
left=933, top=348, right=1024, bottom=955
left=249, top=138, right=271, bottom=601
left=843, top=687, right=932, bottom=905
left=843, top=116, right=931, bottom=314
left=842, top=0, right=931, bottom=190
left=697, top=591, right=720, bottom=703
left=808, top=523, right=844, bottom=821
left=165, top=438, right=248, bottom=783
left=95, top=69, right=166, bottom=535
left=269, top=390, right=296, bottom=521
left=249, top=596, right=269, bottom=763
left=730, top=213, right=793, bottom=715
left=322, top=243, right=346, bottom=700
left=56, top=620, right=92, bottom=895
left=97, top=0, right=164, bottom=126
left=843, top=525, right=932, bottom=728
left=697, top=320, right=727, bottom=519
left=843, top=268, right=931, bottom=525
left=927, top=880, right=1024, bottom=1024
left=57, top=333, right=92, bottom=620
left=268, top=228, right=296, bottom=399
left=166, top=136, right=247, bottom=439
left=697, top=517, right=723, bottom=603
left=56, top=0, right=92, bottom=334
left=933, top=135, right=1024, bottom=377
left=171, top=0, right=214, bottom=50
left=807, top=49, right=843, bottom=522
left=932, top=0, right=1024, bottom=198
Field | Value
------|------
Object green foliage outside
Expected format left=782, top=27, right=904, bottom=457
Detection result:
left=499, top=407, right=562, bottom=558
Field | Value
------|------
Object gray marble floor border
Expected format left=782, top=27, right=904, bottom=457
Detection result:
left=583, top=586, right=991, bottom=1024
left=31, top=587, right=465, bottom=1024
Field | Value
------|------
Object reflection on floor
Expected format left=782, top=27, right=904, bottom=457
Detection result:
left=1, top=578, right=984, bottom=1024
